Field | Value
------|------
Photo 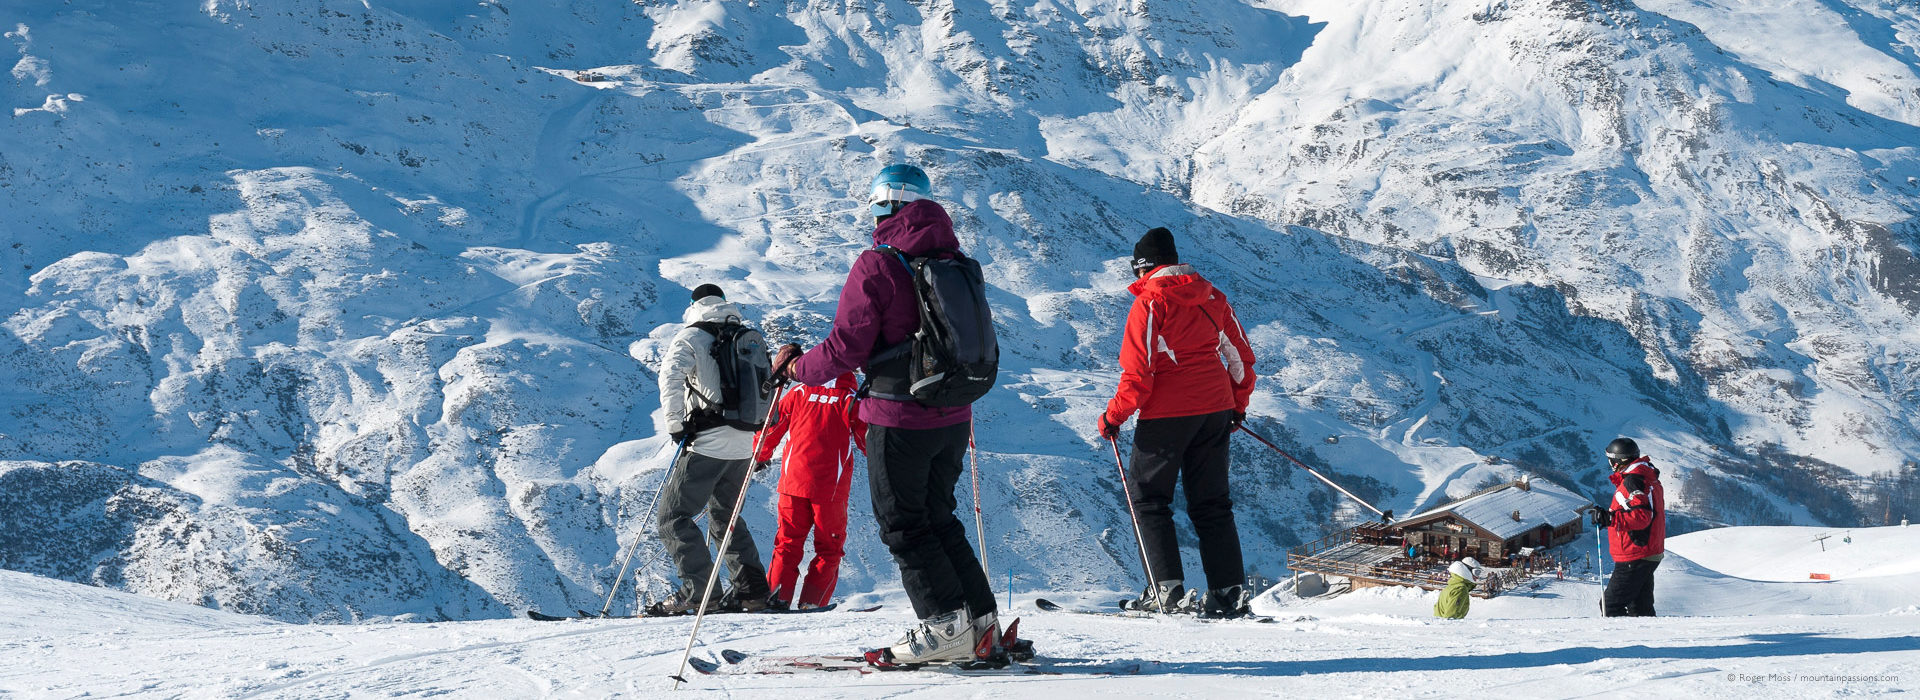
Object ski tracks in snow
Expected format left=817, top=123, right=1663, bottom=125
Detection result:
left=225, top=623, right=632, bottom=699
left=517, top=91, right=612, bottom=249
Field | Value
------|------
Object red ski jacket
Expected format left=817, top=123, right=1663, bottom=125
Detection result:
left=1607, top=457, right=1666, bottom=562
left=755, top=373, right=867, bottom=502
left=1103, top=264, right=1257, bottom=427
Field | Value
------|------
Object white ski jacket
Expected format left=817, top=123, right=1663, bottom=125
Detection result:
left=654, top=296, right=755, bottom=460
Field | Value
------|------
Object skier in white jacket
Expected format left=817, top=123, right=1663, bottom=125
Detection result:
left=646, top=284, right=770, bottom=614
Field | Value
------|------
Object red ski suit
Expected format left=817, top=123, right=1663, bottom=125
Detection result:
left=754, top=373, right=866, bottom=607
left=1607, top=457, right=1666, bottom=563
left=1103, top=264, right=1258, bottom=427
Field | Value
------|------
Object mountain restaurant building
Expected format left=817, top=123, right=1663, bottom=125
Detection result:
left=1287, top=478, right=1594, bottom=596
left=1393, top=479, right=1592, bottom=564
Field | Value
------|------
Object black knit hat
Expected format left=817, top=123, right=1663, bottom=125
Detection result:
left=690, top=283, right=724, bottom=302
left=1132, top=227, right=1178, bottom=272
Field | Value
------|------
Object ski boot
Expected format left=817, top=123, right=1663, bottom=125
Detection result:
left=957, top=609, right=1031, bottom=668
left=864, top=607, right=975, bottom=667
left=1121, top=579, right=1190, bottom=613
left=643, top=586, right=702, bottom=617
left=1199, top=584, right=1252, bottom=619
left=718, top=580, right=773, bottom=613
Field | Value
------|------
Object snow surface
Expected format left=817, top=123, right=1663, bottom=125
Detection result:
left=3, top=527, right=1916, bottom=698
left=1667, top=523, right=1920, bottom=582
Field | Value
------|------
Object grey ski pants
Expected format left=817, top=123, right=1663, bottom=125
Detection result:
left=656, top=450, right=765, bottom=592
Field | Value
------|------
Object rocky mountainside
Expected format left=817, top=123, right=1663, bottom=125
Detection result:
left=2, top=0, right=1916, bottom=621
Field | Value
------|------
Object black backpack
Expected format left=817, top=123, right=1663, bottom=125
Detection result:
left=687, top=320, right=776, bottom=431
left=865, top=246, right=999, bottom=407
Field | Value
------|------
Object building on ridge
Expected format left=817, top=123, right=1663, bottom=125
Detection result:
left=1288, top=478, right=1595, bottom=597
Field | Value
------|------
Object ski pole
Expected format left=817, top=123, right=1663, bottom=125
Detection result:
left=599, top=436, right=693, bottom=617
left=969, top=419, right=990, bottom=580
left=1108, top=437, right=1166, bottom=614
left=1236, top=424, right=1390, bottom=520
left=670, top=375, right=789, bottom=689
left=1595, top=520, right=1608, bottom=618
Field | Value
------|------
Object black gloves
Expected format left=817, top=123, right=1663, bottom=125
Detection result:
left=669, top=429, right=690, bottom=445
left=771, top=343, right=801, bottom=379
left=1230, top=410, right=1246, bottom=429
left=1098, top=414, right=1121, bottom=440
left=1590, top=508, right=1612, bottom=528
left=752, top=460, right=772, bottom=474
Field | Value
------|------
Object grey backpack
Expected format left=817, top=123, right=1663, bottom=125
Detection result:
left=688, top=321, right=775, bottom=430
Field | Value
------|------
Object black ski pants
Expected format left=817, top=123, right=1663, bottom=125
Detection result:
left=1604, top=558, right=1659, bottom=617
left=868, top=421, right=997, bottom=619
left=1129, top=409, right=1244, bottom=592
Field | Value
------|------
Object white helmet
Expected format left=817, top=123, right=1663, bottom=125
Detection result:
left=1449, top=557, right=1484, bottom=581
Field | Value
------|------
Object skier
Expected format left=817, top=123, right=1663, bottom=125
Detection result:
left=1589, top=437, right=1666, bottom=617
left=649, top=284, right=773, bottom=615
left=1433, top=557, right=1483, bottom=619
left=771, top=164, right=1004, bottom=664
left=1098, top=226, right=1259, bottom=618
left=753, top=372, right=867, bottom=610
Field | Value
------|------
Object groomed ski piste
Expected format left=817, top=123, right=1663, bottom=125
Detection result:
left=5, top=526, right=1914, bottom=698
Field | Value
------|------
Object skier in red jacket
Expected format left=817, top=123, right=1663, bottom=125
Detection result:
left=1098, top=226, right=1258, bottom=618
left=754, top=372, right=868, bottom=610
left=1590, top=437, right=1666, bottom=617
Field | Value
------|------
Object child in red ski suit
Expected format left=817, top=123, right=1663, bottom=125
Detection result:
left=754, top=372, right=867, bottom=609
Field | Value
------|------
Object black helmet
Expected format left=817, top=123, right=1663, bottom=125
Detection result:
left=1605, top=437, right=1640, bottom=465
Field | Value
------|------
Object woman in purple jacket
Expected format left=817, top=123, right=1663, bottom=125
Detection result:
left=772, top=165, right=1000, bottom=666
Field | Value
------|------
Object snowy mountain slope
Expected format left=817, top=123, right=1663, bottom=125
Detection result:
left=1196, top=0, right=1920, bottom=473
left=3, top=527, right=1916, bottom=698
left=2, top=0, right=1917, bottom=622
left=1667, top=523, right=1920, bottom=582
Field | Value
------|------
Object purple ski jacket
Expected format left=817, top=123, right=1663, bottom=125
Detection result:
left=791, top=199, right=972, bottom=430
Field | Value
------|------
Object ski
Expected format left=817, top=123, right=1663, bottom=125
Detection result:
left=1032, top=597, right=1279, bottom=623
left=527, top=603, right=878, bottom=622
left=691, top=649, right=1144, bottom=677
left=1033, top=597, right=1152, bottom=617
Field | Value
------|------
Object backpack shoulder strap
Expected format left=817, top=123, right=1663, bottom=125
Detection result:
left=873, top=244, right=914, bottom=272
left=866, top=244, right=919, bottom=361
left=683, top=321, right=731, bottom=409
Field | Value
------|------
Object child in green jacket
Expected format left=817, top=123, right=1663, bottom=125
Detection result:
left=1434, top=557, right=1484, bottom=619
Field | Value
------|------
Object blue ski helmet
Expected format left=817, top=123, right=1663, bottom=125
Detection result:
left=869, top=164, right=930, bottom=219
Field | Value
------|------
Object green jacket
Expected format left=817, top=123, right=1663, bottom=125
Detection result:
left=1433, top=573, right=1475, bottom=619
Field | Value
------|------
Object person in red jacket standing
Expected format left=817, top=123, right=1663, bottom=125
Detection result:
left=1590, top=437, right=1666, bottom=617
left=754, top=372, right=867, bottom=610
left=1098, top=226, right=1258, bottom=618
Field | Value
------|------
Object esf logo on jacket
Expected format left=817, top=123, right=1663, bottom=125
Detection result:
left=808, top=394, right=843, bottom=405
